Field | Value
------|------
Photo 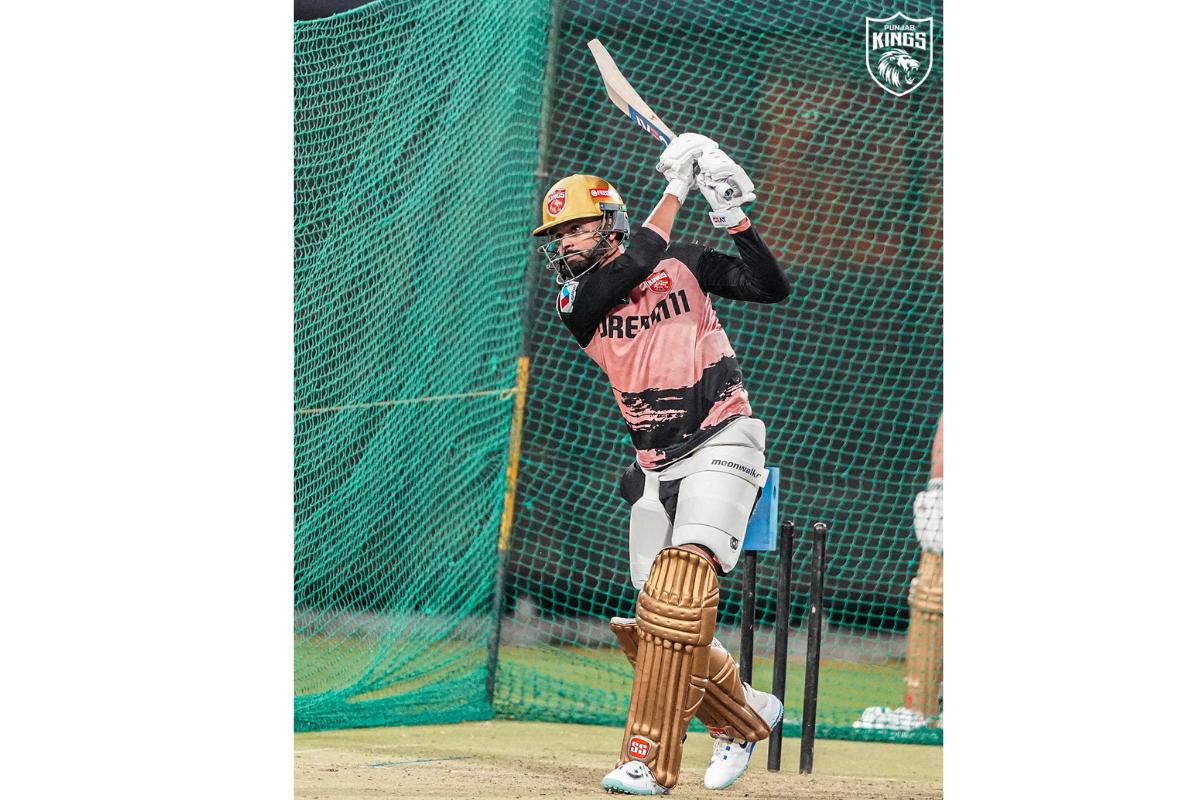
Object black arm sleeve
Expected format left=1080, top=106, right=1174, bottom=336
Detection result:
left=693, top=225, right=791, bottom=303
left=559, top=226, right=668, bottom=347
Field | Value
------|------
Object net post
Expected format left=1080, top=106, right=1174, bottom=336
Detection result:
left=738, top=551, right=758, bottom=684
left=767, top=519, right=794, bottom=772
left=799, top=521, right=829, bottom=774
left=485, top=356, right=531, bottom=707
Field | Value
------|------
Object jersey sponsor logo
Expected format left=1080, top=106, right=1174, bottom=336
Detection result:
left=546, top=189, right=567, bottom=215
left=628, top=736, right=652, bottom=759
left=559, top=280, right=577, bottom=314
left=589, top=188, right=612, bottom=198
left=642, top=269, right=671, bottom=293
left=865, top=13, right=934, bottom=97
left=598, top=289, right=691, bottom=340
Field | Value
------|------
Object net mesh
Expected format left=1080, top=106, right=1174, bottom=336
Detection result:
left=295, top=0, right=942, bottom=744
left=293, top=0, right=549, bottom=730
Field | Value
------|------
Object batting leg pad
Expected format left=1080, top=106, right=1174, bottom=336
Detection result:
left=609, top=626, right=771, bottom=744
left=619, top=547, right=719, bottom=789
left=693, top=640, right=773, bottom=742
left=904, top=550, right=943, bottom=717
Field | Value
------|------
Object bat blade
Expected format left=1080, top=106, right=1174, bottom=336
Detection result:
left=587, top=38, right=676, bottom=144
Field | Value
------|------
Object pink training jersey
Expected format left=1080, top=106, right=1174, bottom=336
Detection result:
left=556, top=220, right=790, bottom=469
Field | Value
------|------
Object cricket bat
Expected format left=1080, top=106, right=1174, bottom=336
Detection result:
left=587, top=38, right=677, bottom=145
left=587, top=39, right=735, bottom=200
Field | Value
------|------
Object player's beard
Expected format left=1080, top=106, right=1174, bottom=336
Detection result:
left=563, top=236, right=615, bottom=280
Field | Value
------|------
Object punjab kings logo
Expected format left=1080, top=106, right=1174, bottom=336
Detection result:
left=865, top=13, right=934, bottom=97
left=628, top=735, right=652, bottom=759
left=546, top=188, right=567, bottom=216
left=644, top=269, right=671, bottom=293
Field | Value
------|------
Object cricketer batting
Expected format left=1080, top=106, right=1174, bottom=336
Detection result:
left=530, top=133, right=792, bottom=794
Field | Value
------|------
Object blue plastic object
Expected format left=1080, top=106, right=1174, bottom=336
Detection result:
left=743, top=466, right=779, bottom=552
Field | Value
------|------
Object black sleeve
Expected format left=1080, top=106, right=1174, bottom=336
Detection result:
left=693, top=224, right=791, bottom=303
left=558, top=226, right=669, bottom=347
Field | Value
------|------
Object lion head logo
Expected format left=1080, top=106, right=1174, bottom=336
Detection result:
left=876, top=48, right=922, bottom=92
left=865, top=14, right=934, bottom=96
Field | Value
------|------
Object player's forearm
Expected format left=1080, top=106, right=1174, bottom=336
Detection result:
left=643, top=192, right=681, bottom=242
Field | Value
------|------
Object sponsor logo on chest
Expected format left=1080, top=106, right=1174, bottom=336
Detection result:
left=597, top=289, right=692, bottom=340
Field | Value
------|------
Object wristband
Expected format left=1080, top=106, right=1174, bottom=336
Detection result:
left=707, top=206, right=747, bottom=228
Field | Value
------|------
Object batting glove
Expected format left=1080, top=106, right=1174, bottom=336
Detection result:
left=696, top=148, right=757, bottom=228
left=656, top=132, right=717, bottom=203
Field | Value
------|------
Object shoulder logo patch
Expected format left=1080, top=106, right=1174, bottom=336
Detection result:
left=644, top=269, right=671, bottom=293
left=559, top=280, right=578, bottom=314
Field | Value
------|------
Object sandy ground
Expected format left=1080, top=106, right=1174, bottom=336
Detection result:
left=295, top=720, right=941, bottom=799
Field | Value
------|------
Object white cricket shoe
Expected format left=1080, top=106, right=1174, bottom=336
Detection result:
left=600, top=760, right=668, bottom=795
left=702, top=684, right=784, bottom=790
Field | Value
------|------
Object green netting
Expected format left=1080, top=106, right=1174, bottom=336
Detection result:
left=296, top=0, right=942, bottom=745
left=293, top=0, right=549, bottom=730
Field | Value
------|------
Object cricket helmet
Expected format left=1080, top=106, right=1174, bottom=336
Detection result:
left=532, top=174, right=630, bottom=284
left=531, top=174, right=628, bottom=237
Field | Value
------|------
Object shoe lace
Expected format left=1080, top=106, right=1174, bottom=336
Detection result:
left=710, top=735, right=748, bottom=762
